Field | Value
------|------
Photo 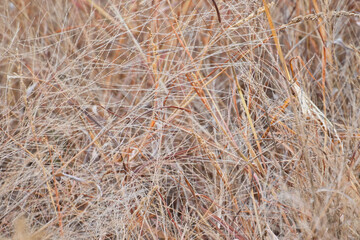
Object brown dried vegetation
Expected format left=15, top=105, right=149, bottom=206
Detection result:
left=1, top=0, right=360, bottom=239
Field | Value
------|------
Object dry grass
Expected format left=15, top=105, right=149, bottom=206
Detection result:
left=1, top=0, right=360, bottom=239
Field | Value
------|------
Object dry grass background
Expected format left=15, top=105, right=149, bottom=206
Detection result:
left=0, top=0, right=359, bottom=239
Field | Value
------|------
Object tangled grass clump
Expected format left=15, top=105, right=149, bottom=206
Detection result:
left=1, top=0, right=360, bottom=239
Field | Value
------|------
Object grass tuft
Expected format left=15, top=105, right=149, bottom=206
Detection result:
left=1, top=0, right=360, bottom=239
